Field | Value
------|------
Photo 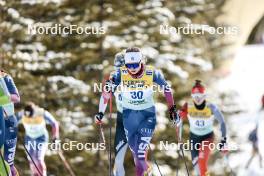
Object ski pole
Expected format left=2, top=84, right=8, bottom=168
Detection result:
left=22, top=143, right=43, bottom=176
left=176, top=149, right=180, bottom=176
left=175, top=122, right=190, bottom=176
left=148, top=144, right=163, bottom=176
left=99, top=123, right=106, bottom=144
left=57, top=150, right=76, bottom=176
left=108, top=92, right=113, bottom=176
left=175, top=121, right=181, bottom=176
left=0, top=150, right=9, bottom=176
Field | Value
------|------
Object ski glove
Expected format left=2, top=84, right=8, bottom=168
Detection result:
left=169, top=105, right=181, bottom=126
left=95, top=112, right=104, bottom=124
left=52, top=137, right=59, bottom=143
left=219, top=137, right=227, bottom=150
left=52, top=138, right=61, bottom=151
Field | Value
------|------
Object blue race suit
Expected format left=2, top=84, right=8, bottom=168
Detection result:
left=109, top=65, right=173, bottom=176
left=0, top=73, right=20, bottom=176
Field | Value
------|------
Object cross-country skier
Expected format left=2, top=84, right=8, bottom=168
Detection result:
left=0, top=69, right=20, bottom=176
left=246, top=125, right=262, bottom=168
left=17, top=102, right=59, bottom=176
left=95, top=51, right=129, bottom=176
left=179, top=80, right=227, bottom=176
left=95, top=47, right=180, bottom=176
left=245, top=95, right=264, bottom=169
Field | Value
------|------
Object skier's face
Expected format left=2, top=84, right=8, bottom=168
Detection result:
left=126, top=62, right=142, bottom=74
left=24, top=110, right=34, bottom=117
left=192, top=93, right=206, bottom=105
left=0, top=70, right=5, bottom=77
left=24, top=105, right=34, bottom=117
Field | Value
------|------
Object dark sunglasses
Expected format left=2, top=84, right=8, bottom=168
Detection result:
left=125, top=63, right=140, bottom=69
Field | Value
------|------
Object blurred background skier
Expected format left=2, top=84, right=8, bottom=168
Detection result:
left=0, top=69, right=20, bottom=176
left=17, top=102, right=59, bottom=176
left=179, top=80, right=227, bottom=176
left=94, top=51, right=129, bottom=176
left=95, top=47, right=180, bottom=176
left=245, top=95, right=264, bottom=169
left=246, top=125, right=262, bottom=169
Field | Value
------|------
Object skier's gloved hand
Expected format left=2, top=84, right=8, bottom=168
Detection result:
left=52, top=136, right=59, bottom=143
left=219, top=137, right=228, bottom=153
left=94, top=112, right=104, bottom=124
left=52, top=137, right=61, bottom=150
left=169, top=105, right=181, bottom=126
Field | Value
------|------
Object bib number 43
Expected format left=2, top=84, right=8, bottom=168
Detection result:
left=195, top=120, right=205, bottom=127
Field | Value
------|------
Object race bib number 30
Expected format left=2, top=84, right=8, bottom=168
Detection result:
left=130, top=91, right=143, bottom=99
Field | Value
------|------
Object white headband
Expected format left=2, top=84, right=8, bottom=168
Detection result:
left=124, top=52, right=142, bottom=64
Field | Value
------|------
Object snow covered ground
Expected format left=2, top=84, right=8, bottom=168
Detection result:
left=217, top=44, right=264, bottom=176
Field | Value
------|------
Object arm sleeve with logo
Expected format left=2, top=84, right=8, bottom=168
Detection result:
left=153, top=69, right=174, bottom=108
left=44, top=111, right=59, bottom=139
left=4, top=75, right=20, bottom=103
left=209, top=103, right=226, bottom=138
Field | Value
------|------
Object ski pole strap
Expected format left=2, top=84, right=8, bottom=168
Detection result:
left=23, top=143, right=43, bottom=176
left=99, top=124, right=106, bottom=144
left=178, top=121, right=183, bottom=142
left=175, top=124, right=182, bottom=143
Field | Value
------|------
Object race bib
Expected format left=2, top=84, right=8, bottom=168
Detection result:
left=121, top=66, right=155, bottom=110
left=188, top=103, right=214, bottom=135
left=22, top=116, right=47, bottom=138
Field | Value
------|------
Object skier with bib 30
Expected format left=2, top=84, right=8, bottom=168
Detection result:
left=179, top=80, right=227, bottom=176
left=0, top=70, right=20, bottom=176
left=95, top=47, right=180, bottom=176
